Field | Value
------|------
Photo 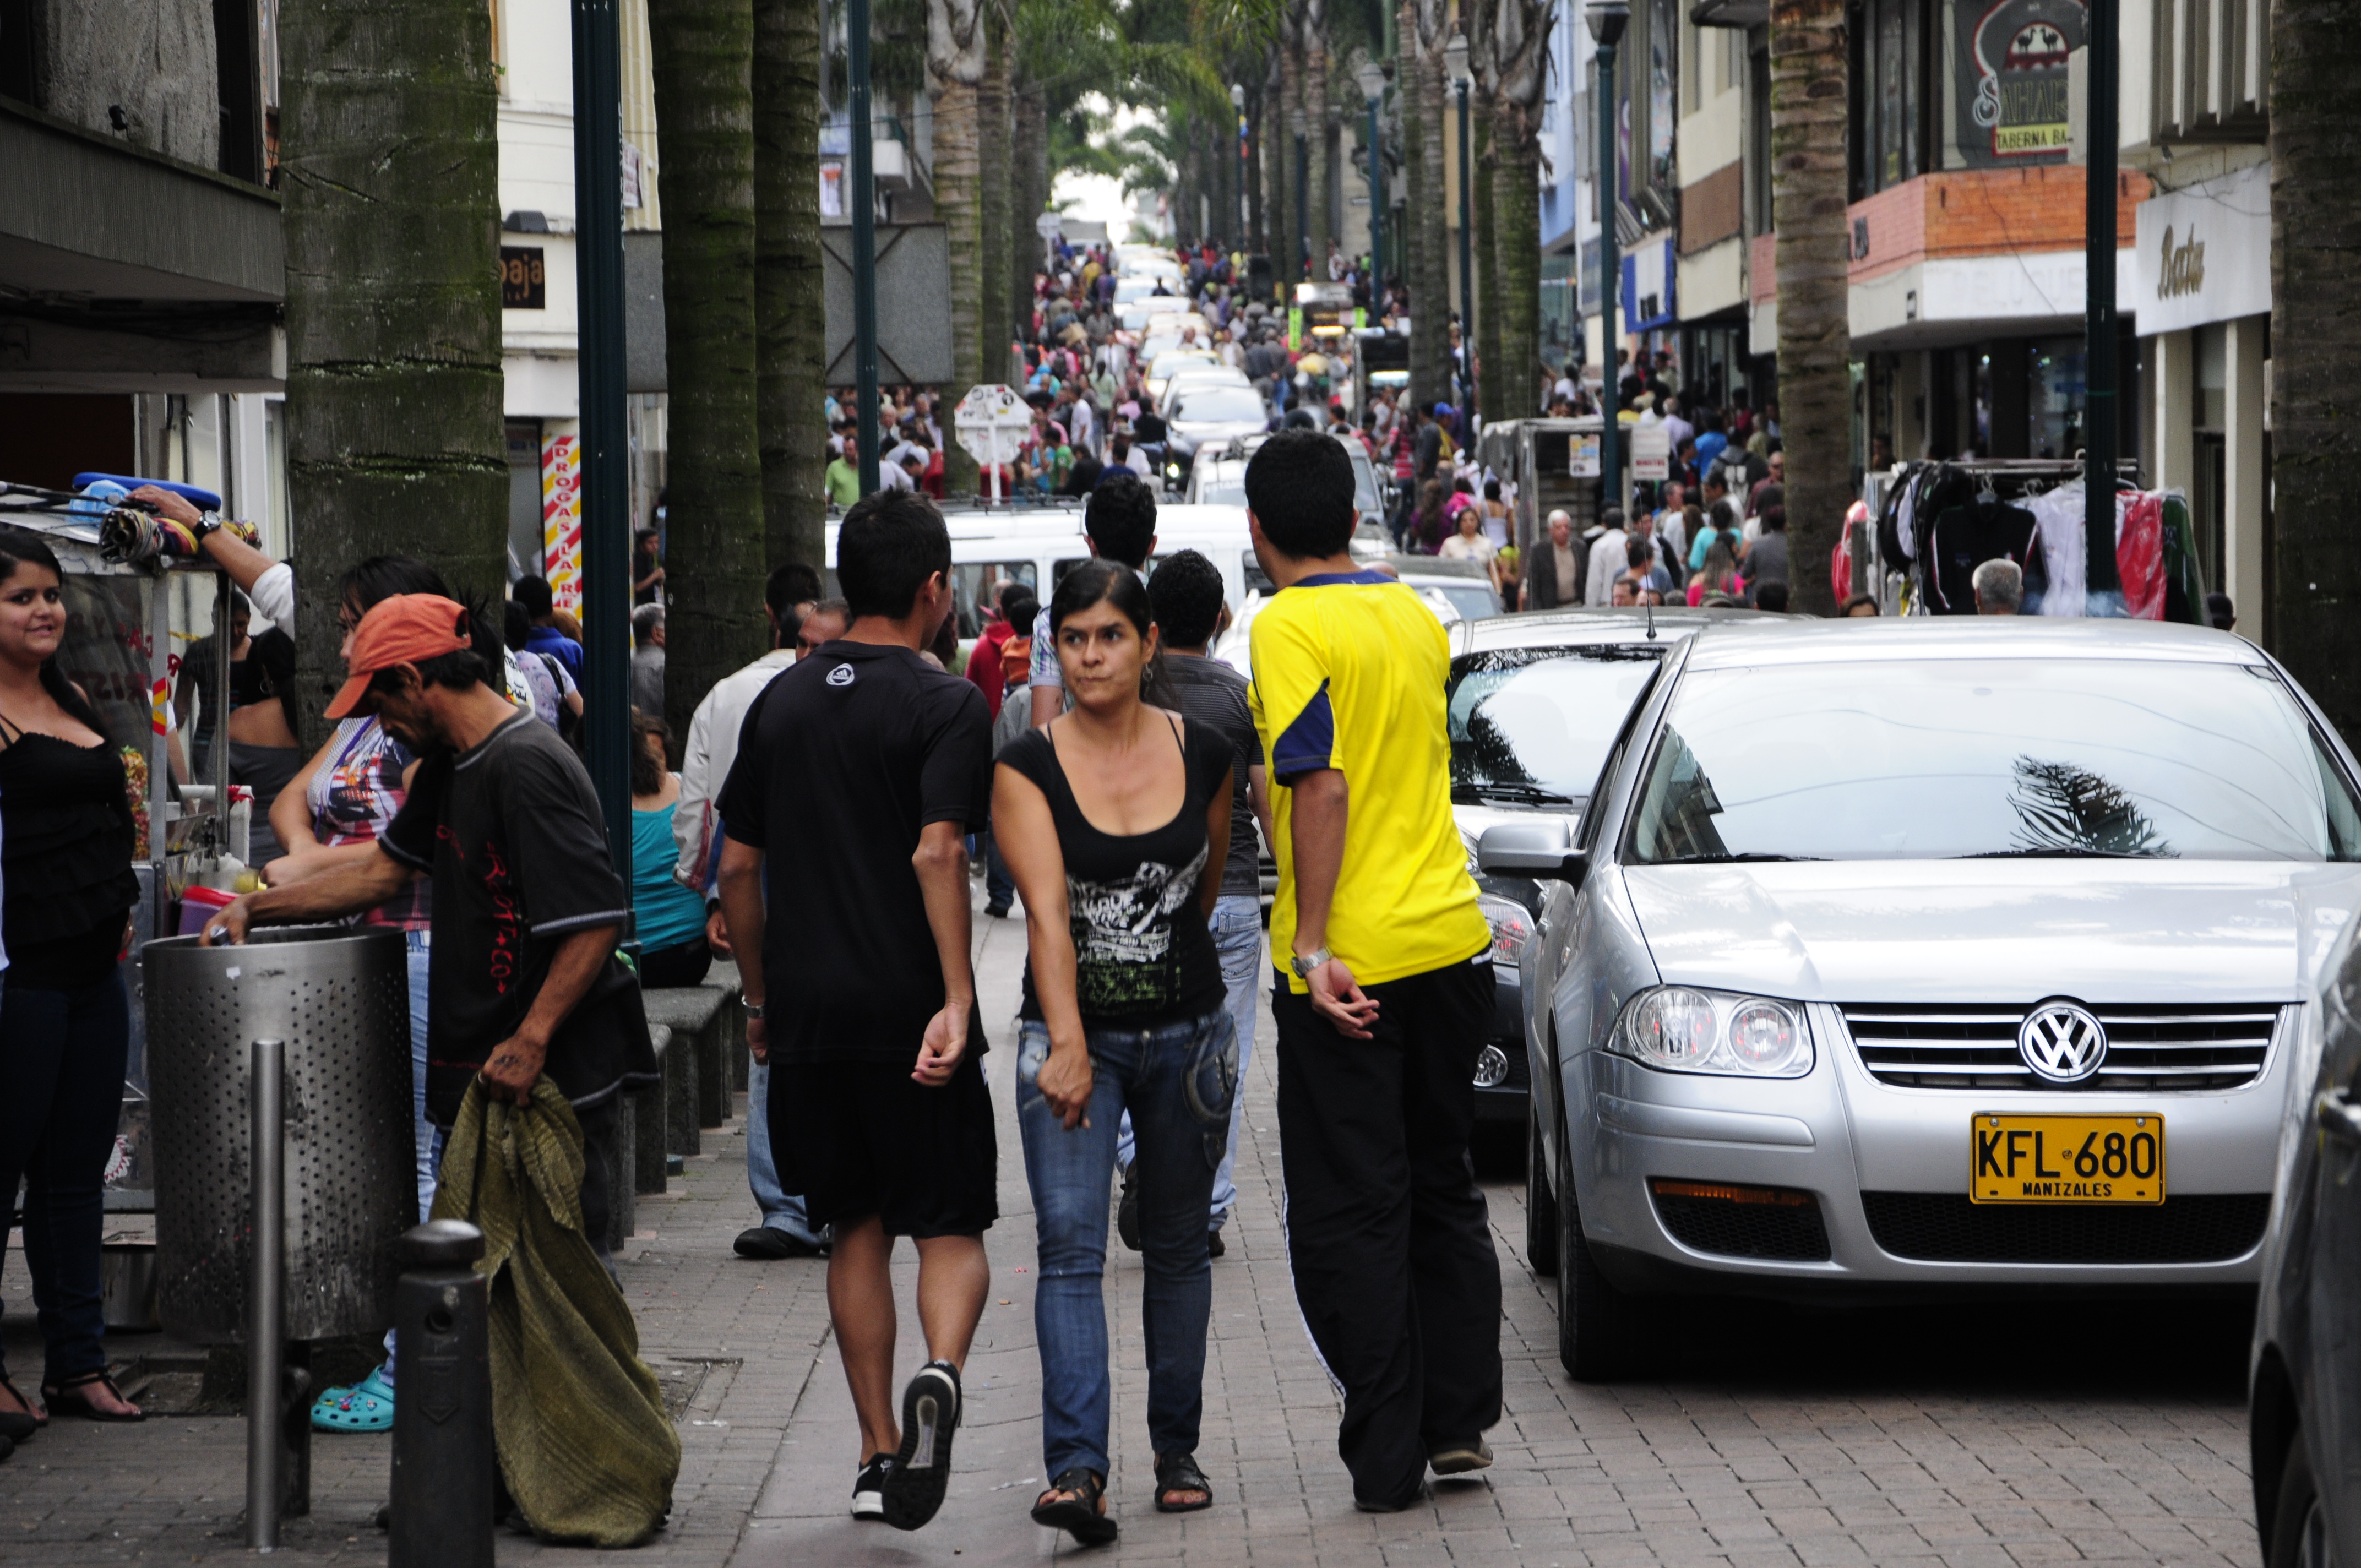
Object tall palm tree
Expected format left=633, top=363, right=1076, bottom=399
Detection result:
left=928, top=0, right=987, bottom=493
left=1769, top=0, right=1849, bottom=614
left=1397, top=0, right=1431, bottom=404
left=1492, top=0, right=1549, bottom=427
left=1415, top=0, right=1452, bottom=410
left=1274, top=9, right=1301, bottom=285
left=980, top=2, right=1011, bottom=376
left=649, top=0, right=768, bottom=737
left=755, top=0, right=826, bottom=575
left=1465, top=0, right=1503, bottom=422
left=2270, top=0, right=2360, bottom=735
left=279, top=0, right=507, bottom=738
left=1302, top=0, right=1331, bottom=275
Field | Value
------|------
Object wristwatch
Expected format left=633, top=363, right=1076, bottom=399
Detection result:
left=1288, top=946, right=1333, bottom=978
left=743, top=999, right=765, bottom=1021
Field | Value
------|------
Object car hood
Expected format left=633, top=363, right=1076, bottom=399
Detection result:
left=1171, top=419, right=1268, bottom=447
left=1621, top=860, right=2361, bottom=1003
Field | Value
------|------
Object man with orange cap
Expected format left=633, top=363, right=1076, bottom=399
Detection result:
left=205, top=594, right=652, bottom=1248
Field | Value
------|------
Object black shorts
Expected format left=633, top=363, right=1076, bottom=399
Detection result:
left=769, top=1055, right=999, bottom=1238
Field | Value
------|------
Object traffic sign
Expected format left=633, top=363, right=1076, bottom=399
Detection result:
left=953, top=384, right=1033, bottom=500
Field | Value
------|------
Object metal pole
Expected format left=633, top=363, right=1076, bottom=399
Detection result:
left=389, top=1221, right=495, bottom=1568
left=245, top=1036, right=285, bottom=1551
left=1596, top=42, right=1620, bottom=517
left=1296, top=133, right=1308, bottom=281
left=573, top=0, right=632, bottom=876
left=850, top=0, right=881, bottom=498
left=1367, top=94, right=1385, bottom=303
left=1456, top=78, right=1473, bottom=417
left=2082, top=0, right=2121, bottom=603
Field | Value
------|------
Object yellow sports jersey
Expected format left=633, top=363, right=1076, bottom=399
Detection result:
left=1248, top=571, right=1490, bottom=992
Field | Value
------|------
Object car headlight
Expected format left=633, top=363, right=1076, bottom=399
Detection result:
left=1166, top=463, right=1181, bottom=477
left=1476, top=893, right=1533, bottom=963
left=1610, top=986, right=1813, bottom=1078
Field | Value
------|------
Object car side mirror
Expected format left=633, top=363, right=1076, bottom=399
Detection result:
left=1477, top=821, right=1589, bottom=886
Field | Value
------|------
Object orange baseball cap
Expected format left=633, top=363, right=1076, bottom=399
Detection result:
left=325, top=594, right=472, bottom=718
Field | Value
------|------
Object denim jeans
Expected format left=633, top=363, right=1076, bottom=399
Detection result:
left=1116, top=895, right=1263, bottom=1229
left=0, top=971, right=131, bottom=1386
left=746, top=1057, right=826, bottom=1247
left=1016, top=1005, right=1237, bottom=1479
left=383, top=935, right=442, bottom=1380
left=983, top=829, right=1016, bottom=912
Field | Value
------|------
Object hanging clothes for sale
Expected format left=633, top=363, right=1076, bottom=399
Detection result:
left=1923, top=493, right=2044, bottom=614
left=2118, top=492, right=2166, bottom=620
left=2023, top=485, right=2092, bottom=617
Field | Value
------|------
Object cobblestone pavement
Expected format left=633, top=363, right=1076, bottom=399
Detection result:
left=2, top=886, right=2265, bottom=1565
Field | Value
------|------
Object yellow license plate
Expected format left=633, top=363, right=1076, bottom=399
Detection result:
left=1970, top=1114, right=2164, bottom=1204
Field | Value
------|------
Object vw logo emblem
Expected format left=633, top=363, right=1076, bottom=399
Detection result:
left=2018, top=1000, right=2108, bottom=1083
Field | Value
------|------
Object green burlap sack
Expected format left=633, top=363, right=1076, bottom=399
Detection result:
left=433, top=1081, right=680, bottom=1547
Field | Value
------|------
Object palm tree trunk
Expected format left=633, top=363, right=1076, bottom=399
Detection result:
left=648, top=0, right=766, bottom=734
left=280, top=0, right=505, bottom=741
left=1012, top=73, right=1046, bottom=351
left=1246, top=84, right=1266, bottom=255
left=1416, top=0, right=1451, bottom=411
left=1274, top=37, right=1298, bottom=290
left=755, top=0, right=825, bottom=576
left=1397, top=0, right=1429, bottom=404
left=1303, top=0, right=1331, bottom=275
left=928, top=0, right=986, bottom=493
left=1769, top=0, right=1850, bottom=615
left=978, top=9, right=1009, bottom=373
left=1494, top=115, right=1541, bottom=429
left=2270, top=0, right=2361, bottom=730
left=1475, top=106, right=1502, bottom=423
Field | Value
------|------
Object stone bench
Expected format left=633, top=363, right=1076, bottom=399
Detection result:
left=633, top=1025, right=672, bottom=1197
left=704, top=959, right=748, bottom=1094
left=643, top=984, right=741, bottom=1136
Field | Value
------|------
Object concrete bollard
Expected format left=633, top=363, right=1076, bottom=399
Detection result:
left=388, top=1220, right=494, bottom=1568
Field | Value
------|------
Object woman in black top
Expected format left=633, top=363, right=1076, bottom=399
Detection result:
left=0, top=531, right=145, bottom=1430
left=994, top=560, right=1237, bottom=1543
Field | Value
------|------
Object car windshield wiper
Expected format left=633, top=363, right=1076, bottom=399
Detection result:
left=1955, top=847, right=2162, bottom=859
left=1454, top=782, right=1579, bottom=805
left=1656, top=852, right=1825, bottom=864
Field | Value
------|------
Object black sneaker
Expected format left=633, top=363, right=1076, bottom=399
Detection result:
left=880, top=1360, right=960, bottom=1531
left=735, top=1227, right=828, bottom=1261
left=1206, top=1227, right=1227, bottom=1259
left=852, top=1452, right=894, bottom=1520
left=1116, top=1170, right=1143, bottom=1252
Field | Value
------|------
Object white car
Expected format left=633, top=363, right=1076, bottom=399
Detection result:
left=1492, top=616, right=2361, bottom=1381
left=1145, top=348, right=1218, bottom=402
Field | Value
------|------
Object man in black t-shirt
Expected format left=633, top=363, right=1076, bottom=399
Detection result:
left=715, top=489, right=995, bottom=1533
left=209, top=594, right=649, bottom=1250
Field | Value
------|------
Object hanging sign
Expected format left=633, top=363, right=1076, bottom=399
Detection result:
left=1953, top=0, right=2085, bottom=166
left=954, top=384, right=1032, bottom=503
left=1629, top=415, right=1671, bottom=482
left=541, top=431, right=584, bottom=614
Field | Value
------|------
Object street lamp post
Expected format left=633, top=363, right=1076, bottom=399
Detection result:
left=1586, top=0, right=1628, bottom=519
left=1444, top=31, right=1473, bottom=418
left=1232, top=83, right=1249, bottom=246
left=850, top=0, right=880, bottom=497
left=1356, top=61, right=1386, bottom=307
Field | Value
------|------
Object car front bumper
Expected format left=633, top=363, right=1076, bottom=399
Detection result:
left=1565, top=1001, right=2288, bottom=1290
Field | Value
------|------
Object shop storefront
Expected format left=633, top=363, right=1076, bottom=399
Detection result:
left=2134, top=157, right=2271, bottom=641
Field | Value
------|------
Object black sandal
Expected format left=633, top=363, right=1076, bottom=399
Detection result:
left=1154, top=1451, right=1214, bottom=1513
left=1031, top=1466, right=1119, bottom=1545
left=40, top=1371, right=143, bottom=1424
left=0, top=1374, right=39, bottom=1440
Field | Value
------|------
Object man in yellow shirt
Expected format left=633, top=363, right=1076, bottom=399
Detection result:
left=1242, top=428, right=1501, bottom=1512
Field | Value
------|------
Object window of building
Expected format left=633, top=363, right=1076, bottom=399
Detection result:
left=1745, top=31, right=1771, bottom=236
left=1849, top=0, right=1931, bottom=198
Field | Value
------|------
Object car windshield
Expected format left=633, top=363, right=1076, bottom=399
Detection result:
left=1174, top=388, right=1266, bottom=423
left=1423, top=582, right=1501, bottom=623
left=1629, top=657, right=2361, bottom=863
left=1449, top=646, right=1664, bottom=804
left=1194, top=464, right=1248, bottom=504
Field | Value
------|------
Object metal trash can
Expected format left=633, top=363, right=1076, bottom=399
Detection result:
left=145, top=925, right=415, bottom=1344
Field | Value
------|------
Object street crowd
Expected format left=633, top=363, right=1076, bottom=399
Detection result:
left=0, top=235, right=1832, bottom=1542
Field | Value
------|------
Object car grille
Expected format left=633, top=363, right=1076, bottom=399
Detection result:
left=1843, top=1003, right=2278, bottom=1091
left=1860, top=1191, right=2271, bottom=1264
left=1652, top=1186, right=1832, bottom=1262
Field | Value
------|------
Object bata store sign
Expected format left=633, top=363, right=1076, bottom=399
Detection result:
left=2134, top=160, right=2271, bottom=335
left=1952, top=0, right=2083, bottom=167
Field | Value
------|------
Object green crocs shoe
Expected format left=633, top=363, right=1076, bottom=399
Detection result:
left=311, top=1366, right=395, bottom=1433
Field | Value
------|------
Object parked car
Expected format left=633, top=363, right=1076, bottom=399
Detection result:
left=1187, top=432, right=1390, bottom=553
left=1488, top=617, right=2361, bottom=1382
left=2249, top=903, right=2361, bottom=1568
left=1161, top=382, right=1272, bottom=488
left=1447, top=609, right=1788, bottom=1131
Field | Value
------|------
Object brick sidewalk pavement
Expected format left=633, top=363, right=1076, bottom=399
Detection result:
left=1, top=885, right=2265, bottom=1565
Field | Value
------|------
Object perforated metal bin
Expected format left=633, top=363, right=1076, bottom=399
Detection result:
left=145, top=926, right=415, bottom=1344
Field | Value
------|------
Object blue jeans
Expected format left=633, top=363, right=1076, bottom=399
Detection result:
left=1117, top=895, right=1262, bottom=1228
left=1016, top=1006, right=1238, bottom=1479
left=983, top=829, right=1015, bottom=912
left=0, top=971, right=131, bottom=1386
left=746, top=1057, right=826, bottom=1246
left=382, top=935, right=442, bottom=1380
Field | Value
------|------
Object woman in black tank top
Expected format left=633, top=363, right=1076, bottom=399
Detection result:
left=0, top=531, right=144, bottom=1429
left=993, top=560, right=1236, bottom=1542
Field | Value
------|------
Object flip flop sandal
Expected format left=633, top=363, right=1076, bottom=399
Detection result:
left=1153, top=1451, right=1214, bottom=1513
left=40, top=1371, right=143, bottom=1424
left=311, top=1366, right=396, bottom=1433
left=1031, top=1467, right=1119, bottom=1544
left=0, top=1374, right=39, bottom=1441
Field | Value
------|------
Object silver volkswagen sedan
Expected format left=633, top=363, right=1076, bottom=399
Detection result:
left=1485, top=617, right=2361, bottom=1380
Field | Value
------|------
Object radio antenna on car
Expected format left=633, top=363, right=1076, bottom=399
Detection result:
left=1645, top=594, right=1657, bottom=641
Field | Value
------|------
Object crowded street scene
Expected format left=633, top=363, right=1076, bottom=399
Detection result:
left=0, top=0, right=2353, bottom=1562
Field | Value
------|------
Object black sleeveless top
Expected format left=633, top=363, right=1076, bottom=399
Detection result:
left=0, top=718, right=141, bottom=989
left=1000, top=714, right=1232, bottom=1028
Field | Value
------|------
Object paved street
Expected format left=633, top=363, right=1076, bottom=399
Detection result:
left=1, top=886, right=2265, bottom=1566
